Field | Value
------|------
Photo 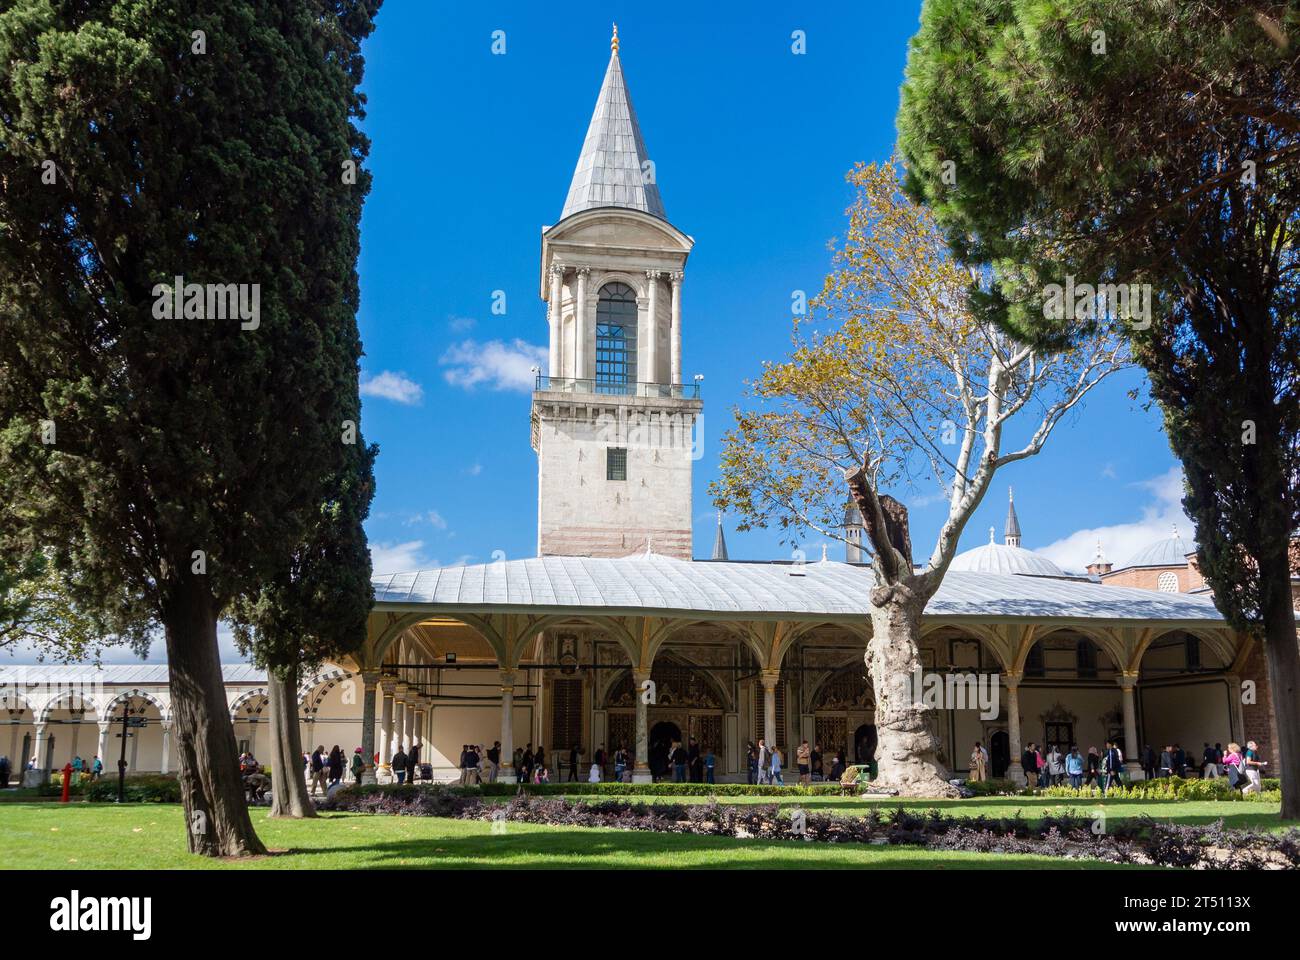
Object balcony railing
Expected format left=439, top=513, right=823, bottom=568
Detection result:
left=534, top=375, right=700, bottom=400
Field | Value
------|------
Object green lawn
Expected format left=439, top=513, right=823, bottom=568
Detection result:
left=0, top=801, right=1148, bottom=870
left=545, top=794, right=1291, bottom=831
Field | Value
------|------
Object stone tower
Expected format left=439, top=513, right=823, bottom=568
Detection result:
left=531, top=27, right=702, bottom=559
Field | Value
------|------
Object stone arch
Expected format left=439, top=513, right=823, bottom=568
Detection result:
left=1, top=690, right=36, bottom=718
left=922, top=623, right=1013, bottom=672
left=298, top=666, right=354, bottom=718
left=99, top=689, right=169, bottom=724
left=1024, top=625, right=1125, bottom=679
left=36, top=687, right=103, bottom=724
left=228, top=687, right=269, bottom=719
left=807, top=660, right=875, bottom=713
left=599, top=653, right=735, bottom=713
left=1132, top=626, right=1233, bottom=676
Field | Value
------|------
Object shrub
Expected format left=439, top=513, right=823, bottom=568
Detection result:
left=84, top=774, right=182, bottom=803
left=964, top=778, right=1019, bottom=796
left=1031, top=776, right=1282, bottom=803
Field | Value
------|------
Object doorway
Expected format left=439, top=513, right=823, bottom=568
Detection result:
left=853, top=724, right=877, bottom=766
left=989, top=730, right=1009, bottom=778
left=648, top=721, right=681, bottom=780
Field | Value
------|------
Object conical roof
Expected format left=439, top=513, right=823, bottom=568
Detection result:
left=1005, top=488, right=1022, bottom=543
left=560, top=27, right=666, bottom=221
left=712, top=513, right=729, bottom=561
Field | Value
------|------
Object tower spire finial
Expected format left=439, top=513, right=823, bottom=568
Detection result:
left=611, top=22, right=619, bottom=53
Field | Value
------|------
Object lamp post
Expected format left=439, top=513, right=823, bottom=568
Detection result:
left=115, top=701, right=130, bottom=804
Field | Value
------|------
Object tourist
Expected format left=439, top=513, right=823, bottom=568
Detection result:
left=588, top=757, right=601, bottom=782
left=1142, top=744, right=1157, bottom=781
left=465, top=744, right=481, bottom=785
left=705, top=744, right=716, bottom=784
left=746, top=741, right=758, bottom=785
left=486, top=741, right=501, bottom=782
left=1201, top=742, right=1217, bottom=778
left=535, top=745, right=546, bottom=776
left=1204, top=742, right=1223, bottom=779
left=1066, top=746, right=1084, bottom=789
left=688, top=737, right=702, bottom=782
left=72, top=755, right=84, bottom=778
left=594, top=743, right=607, bottom=780
left=671, top=740, right=688, bottom=782
left=796, top=739, right=811, bottom=785
left=91, top=756, right=103, bottom=780
left=1047, top=745, right=1064, bottom=785
left=1159, top=745, right=1174, bottom=778
left=1085, top=746, right=1100, bottom=786
left=1035, top=744, right=1048, bottom=788
left=533, top=762, right=549, bottom=784
left=756, top=738, right=770, bottom=785
left=568, top=743, right=580, bottom=782
left=1021, top=743, right=1037, bottom=785
left=968, top=742, right=987, bottom=782
left=1223, top=742, right=1245, bottom=789
left=391, top=742, right=408, bottom=785
left=0, top=754, right=9, bottom=789
left=310, top=745, right=329, bottom=795
left=1242, top=740, right=1267, bottom=795
left=521, top=743, right=534, bottom=783
left=328, top=745, right=343, bottom=786
left=811, top=743, right=823, bottom=781
left=829, top=751, right=845, bottom=781
left=408, top=739, right=421, bottom=782
left=350, top=747, right=364, bottom=784
left=1101, top=740, right=1123, bottom=795
left=613, top=743, right=627, bottom=782
left=770, top=744, right=785, bottom=786
left=1173, top=743, right=1186, bottom=778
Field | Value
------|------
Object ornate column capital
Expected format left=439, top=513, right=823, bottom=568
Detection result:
left=499, top=669, right=517, bottom=692
left=759, top=669, right=781, bottom=689
left=549, top=262, right=566, bottom=278
left=1116, top=672, right=1139, bottom=691
left=669, top=270, right=683, bottom=284
left=645, top=269, right=663, bottom=281
left=574, top=265, right=590, bottom=278
left=1003, top=671, right=1023, bottom=689
left=361, top=670, right=381, bottom=687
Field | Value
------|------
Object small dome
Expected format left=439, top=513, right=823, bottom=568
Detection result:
left=1123, top=531, right=1194, bottom=569
left=949, top=542, right=1066, bottom=577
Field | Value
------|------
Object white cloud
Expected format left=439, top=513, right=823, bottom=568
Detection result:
left=448, top=315, right=477, bottom=332
left=403, top=510, right=447, bottom=530
left=369, top=539, right=432, bottom=574
left=360, top=370, right=424, bottom=405
left=465, top=462, right=483, bottom=476
left=1035, top=467, right=1193, bottom=572
left=440, top=338, right=547, bottom=391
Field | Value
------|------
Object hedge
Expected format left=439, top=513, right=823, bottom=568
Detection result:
left=1031, top=775, right=1282, bottom=802
left=474, top=781, right=845, bottom=797
left=83, top=774, right=182, bottom=803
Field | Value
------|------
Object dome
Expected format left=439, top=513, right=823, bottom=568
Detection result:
left=1123, top=530, right=1195, bottom=569
left=949, top=541, right=1066, bottom=578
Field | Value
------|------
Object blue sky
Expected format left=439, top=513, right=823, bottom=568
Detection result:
left=27, top=1, right=1192, bottom=664
left=356, top=0, right=1189, bottom=578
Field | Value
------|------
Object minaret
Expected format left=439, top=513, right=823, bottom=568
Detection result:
left=532, top=28, right=701, bottom=559
left=843, top=501, right=867, bottom=563
left=711, top=512, right=729, bottom=561
left=1004, top=488, right=1022, bottom=547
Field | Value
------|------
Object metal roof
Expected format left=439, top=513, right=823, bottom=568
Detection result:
left=949, top=541, right=1066, bottom=578
left=1121, top=532, right=1196, bottom=569
left=560, top=46, right=666, bottom=221
left=0, top=663, right=262, bottom=684
left=371, top=553, right=1229, bottom=626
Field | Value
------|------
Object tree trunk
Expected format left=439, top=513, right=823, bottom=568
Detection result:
left=161, top=575, right=267, bottom=856
left=1260, top=554, right=1299, bottom=820
left=266, top=664, right=316, bottom=819
left=866, top=590, right=961, bottom=798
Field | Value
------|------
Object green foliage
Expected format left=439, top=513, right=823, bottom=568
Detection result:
left=1032, top=776, right=1281, bottom=803
left=0, top=0, right=381, bottom=639
left=0, top=551, right=105, bottom=660
left=897, top=0, right=1300, bottom=635
left=84, top=774, right=182, bottom=803
left=473, top=781, right=846, bottom=798
left=964, top=778, right=1020, bottom=796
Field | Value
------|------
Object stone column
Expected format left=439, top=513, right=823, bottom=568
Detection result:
left=129, top=721, right=140, bottom=772
left=160, top=721, right=172, bottom=775
left=632, top=669, right=652, bottom=783
left=95, top=722, right=108, bottom=768
left=394, top=697, right=407, bottom=753
left=669, top=271, right=683, bottom=387
left=645, top=270, right=660, bottom=385
left=574, top=267, right=589, bottom=381
left=361, top=672, right=379, bottom=784
left=1118, top=673, right=1143, bottom=778
left=1005, top=673, right=1025, bottom=786
left=500, top=670, right=516, bottom=782
left=33, top=722, right=48, bottom=772
left=548, top=264, right=563, bottom=379
left=379, top=682, right=395, bottom=768
left=246, top=719, right=258, bottom=759
left=10, top=722, right=21, bottom=769
left=760, top=669, right=779, bottom=749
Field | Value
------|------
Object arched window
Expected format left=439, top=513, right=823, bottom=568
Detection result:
left=595, top=282, right=638, bottom=391
left=1157, top=571, right=1179, bottom=593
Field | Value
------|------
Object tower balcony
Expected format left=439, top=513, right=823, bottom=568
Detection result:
left=534, top=374, right=700, bottom=400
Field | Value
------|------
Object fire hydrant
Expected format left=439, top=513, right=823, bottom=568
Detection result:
left=61, top=762, right=73, bottom=803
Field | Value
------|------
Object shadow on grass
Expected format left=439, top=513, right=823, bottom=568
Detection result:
left=274, top=823, right=1132, bottom=870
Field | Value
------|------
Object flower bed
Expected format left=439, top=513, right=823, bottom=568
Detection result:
left=322, top=783, right=1300, bottom=869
